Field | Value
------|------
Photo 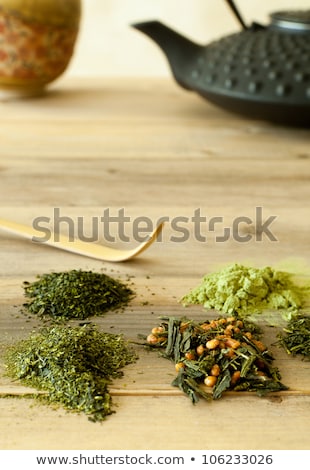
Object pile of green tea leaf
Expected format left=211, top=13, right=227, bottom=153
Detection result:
left=146, top=315, right=287, bottom=403
left=182, top=263, right=308, bottom=320
left=5, top=324, right=137, bottom=421
left=276, top=315, right=310, bottom=359
left=23, top=269, right=134, bottom=320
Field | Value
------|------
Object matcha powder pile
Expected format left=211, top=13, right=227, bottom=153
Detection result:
left=23, top=269, right=134, bottom=320
left=182, top=263, right=308, bottom=319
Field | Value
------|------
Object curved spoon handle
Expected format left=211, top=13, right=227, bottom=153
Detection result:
left=0, top=218, right=164, bottom=262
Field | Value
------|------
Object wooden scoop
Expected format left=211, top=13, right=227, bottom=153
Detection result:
left=0, top=218, right=164, bottom=262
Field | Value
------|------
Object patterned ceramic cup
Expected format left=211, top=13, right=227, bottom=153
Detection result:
left=0, top=0, right=81, bottom=98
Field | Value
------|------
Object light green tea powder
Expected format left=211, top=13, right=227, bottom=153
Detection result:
left=182, top=263, right=308, bottom=319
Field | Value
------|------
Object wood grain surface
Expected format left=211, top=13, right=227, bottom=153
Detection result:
left=0, top=78, right=309, bottom=450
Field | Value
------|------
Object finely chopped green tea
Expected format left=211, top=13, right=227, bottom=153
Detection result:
left=23, top=269, right=134, bottom=320
left=182, top=263, right=308, bottom=319
left=5, top=324, right=137, bottom=421
left=146, top=315, right=288, bottom=403
left=276, top=315, right=310, bottom=359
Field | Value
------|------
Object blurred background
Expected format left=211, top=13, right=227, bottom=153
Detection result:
left=67, top=0, right=310, bottom=78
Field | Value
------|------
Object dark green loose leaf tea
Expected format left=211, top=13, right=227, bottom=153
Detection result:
left=146, top=315, right=287, bottom=403
left=276, top=315, right=310, bottom=359
left=23, top=269, right=134, bottom=320
left=5, top=324, right=137, bottom=421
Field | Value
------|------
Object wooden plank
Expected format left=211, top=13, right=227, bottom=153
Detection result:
left=0, top=78, right=309, bottom=160
left=0, top=394, right=309, bottom=450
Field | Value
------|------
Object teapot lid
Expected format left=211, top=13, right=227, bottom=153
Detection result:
left=270, top=10, right=310, bottom=32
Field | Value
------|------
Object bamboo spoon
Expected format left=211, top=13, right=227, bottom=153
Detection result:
left=0, top=218, right=164, bottom=262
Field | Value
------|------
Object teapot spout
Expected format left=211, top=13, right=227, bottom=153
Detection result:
left=132, top=21, right=202, bottom=90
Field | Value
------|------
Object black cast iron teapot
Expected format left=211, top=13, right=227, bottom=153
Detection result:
left=133, top=1, right=310, bottom=127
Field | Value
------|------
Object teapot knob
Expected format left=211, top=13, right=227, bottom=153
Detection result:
left=270, top=10, right=310, bottom=32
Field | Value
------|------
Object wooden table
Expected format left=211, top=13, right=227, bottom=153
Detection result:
left=0, top=77, right=309, bottom=451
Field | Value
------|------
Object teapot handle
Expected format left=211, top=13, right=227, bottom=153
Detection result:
left=225, top=0, right=248, bottom=29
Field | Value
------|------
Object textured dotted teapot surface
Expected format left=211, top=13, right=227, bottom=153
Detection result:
left=134, top=10, right=310, bottom=125
left=190, top=29, right=310, bottom=105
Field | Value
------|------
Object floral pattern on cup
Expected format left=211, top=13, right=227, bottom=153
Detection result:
left=0, top=8, right=78, bottom=85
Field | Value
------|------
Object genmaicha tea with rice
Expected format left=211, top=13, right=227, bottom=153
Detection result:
left=146, top=315, right=288, bottom=403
